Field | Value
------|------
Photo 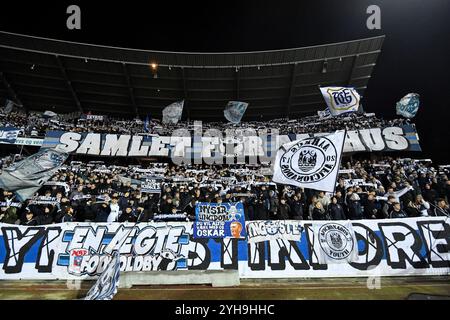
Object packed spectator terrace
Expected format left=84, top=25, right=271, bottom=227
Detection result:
left=0, top=108, right=448, bottom=226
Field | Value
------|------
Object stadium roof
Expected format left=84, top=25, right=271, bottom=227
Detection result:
left=0, top=31, right=384, bottom=121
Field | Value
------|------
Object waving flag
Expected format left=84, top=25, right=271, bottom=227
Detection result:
left=272, top=131, right=345, bottom=193
left=162, top=101, right=184, bottom=124
left=3, top=99, right=15, bottom=114
left=84, top=251, right=121, bottom=300
left=224, top=101, right=248, bottom=124
left=0, top=149, right=68, bottom=201
left=317, top=108, right=332, bottom=119
left=43, top=110, right=58, bottom=118
left=0, top=127, right=20, bottom=144
left=319, top=87, right=360, bottom=116
left=396, top=93, right=420, bottom=118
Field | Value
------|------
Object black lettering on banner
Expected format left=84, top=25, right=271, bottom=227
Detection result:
left=379, top=222, right=429, bottom=269
left=304, top=224, right=327, bottom=270
left=349, top=223, right=383, bottom=270
left=186, top=237, right=211, bottom=270
left=267, top=239, right=309, bottom=271
left=217, top=238, right=239, bottom=270
left=247, top=242, right=266, bottom=271
left=1, top=227, right=45, bottom=274
left=35, top=227, right=62, bottom=273
left=417, top=220, right=450, bottom=268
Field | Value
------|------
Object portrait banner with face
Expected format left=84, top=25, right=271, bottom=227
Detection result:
left=193, top=202, right=246, bottom=239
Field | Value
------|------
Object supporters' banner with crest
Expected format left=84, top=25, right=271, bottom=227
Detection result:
left=246, top=220, right=303, bottom=243
left=312, top=221, right=358, bottom=264
left=272, top=131, right=346, bottom=192
left=0, top=149, right=68, bottom=201
left=319, top=87, right=360, bottom=116
left=84, top=251, right=121, bottom=300
left=396, top=93, right=420, bottom=119
left=194, top=202, right=246, bottom=239
left=0, top=127, right=20, bottom=144
left=162, top=101, right=184, bottom=124
left=0, top=218, right=449, bottom=279
left=224, top=101, right=248, bottom=124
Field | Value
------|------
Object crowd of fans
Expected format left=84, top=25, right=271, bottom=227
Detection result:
left=0, top=156, right=449, bottom=226
left=1, top=107, right=447, bottom=226
left=1, top=109, right=413, bottom=137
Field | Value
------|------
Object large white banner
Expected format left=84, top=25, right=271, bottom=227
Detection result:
left=38, top=124, right=421, bottom=162
left=0, top=217, right=448, bottom=279
left=272, top=131, right=345, bottom=192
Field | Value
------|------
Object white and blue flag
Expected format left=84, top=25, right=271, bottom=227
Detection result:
left=317, top=108, right=332, bottom=119
left=319, top=87, right=360, bottom=116
left=0, top=149, right=68, bottom=201
left=0, top=127, right=20, bottom=144
left=84, top=251, right=121, bottom=300
left=144, top=115, right=150, bottom=132
left=396, top=93, right=420, bottom=118
left=224, top=101, right=248, bottom=124
left=162, top=101, right=184, bottom=124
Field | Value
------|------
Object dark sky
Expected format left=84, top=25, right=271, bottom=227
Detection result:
left=1, top=0, right=449, bottom=163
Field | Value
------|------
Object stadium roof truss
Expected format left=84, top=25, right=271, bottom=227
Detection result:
left=0, top=31, right=384, bottom=121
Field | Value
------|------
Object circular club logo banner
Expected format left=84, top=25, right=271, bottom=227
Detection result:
left=279, top=136, right=337, bottom=183
left=318, top=223, right=354, bottom=260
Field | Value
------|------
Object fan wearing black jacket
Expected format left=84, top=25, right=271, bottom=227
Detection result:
left=328, top=196, right=346, bottom=220
left=277, top=198, right=291, bottom=220
left=312, top=202, right=327, bottom=220
left=363, top=194, right=378, bottom=219
left=404, top=200, right=422, bottom=217
left=119, top=206, right=137, bottom=222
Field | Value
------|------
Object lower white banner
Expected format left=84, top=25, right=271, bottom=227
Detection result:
left=0, top=217, right=448, bottom=279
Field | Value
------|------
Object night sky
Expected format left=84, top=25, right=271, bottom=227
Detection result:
left=1, top=0, right=449, bottom=163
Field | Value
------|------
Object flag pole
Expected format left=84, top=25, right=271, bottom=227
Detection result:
left=330, top=129, right=347, bottom=195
